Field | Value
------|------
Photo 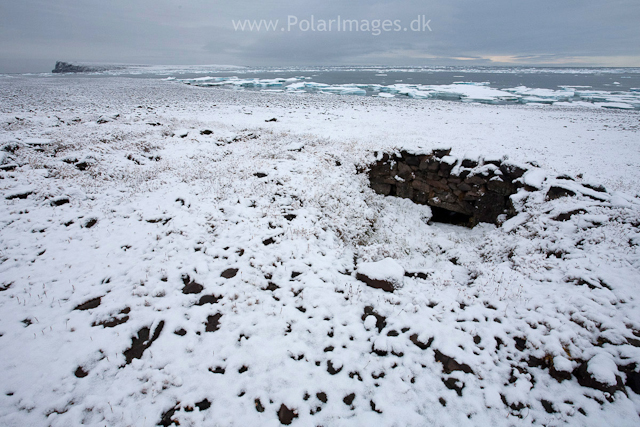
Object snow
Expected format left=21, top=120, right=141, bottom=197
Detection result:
left=522, top=168, right=547, bottom=189
left=356, top=258, right=405, bottom=286
left=23, top=137, right=54, bottom=146
left=553, top=356, right=574, bottom=373
left=587, top=354, right=619, bottom=387
left=0, top=75, right=640, bottom=427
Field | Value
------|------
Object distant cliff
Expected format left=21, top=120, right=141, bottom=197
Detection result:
left=52, top=61, right=119, bottom=73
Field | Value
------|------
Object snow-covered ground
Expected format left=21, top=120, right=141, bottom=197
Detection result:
left=1, top=76, right=639, bottom=426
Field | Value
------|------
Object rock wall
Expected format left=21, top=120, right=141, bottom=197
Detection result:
left=368, top=149, right=530, bottom=226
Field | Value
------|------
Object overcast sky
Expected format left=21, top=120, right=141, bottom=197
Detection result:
left=1, top=0, right=639, bottom=73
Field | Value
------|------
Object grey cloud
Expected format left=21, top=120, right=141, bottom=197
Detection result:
left=0, top=0, right=638, bottom=73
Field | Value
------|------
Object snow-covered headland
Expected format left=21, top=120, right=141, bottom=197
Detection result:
left=1, top=75, right=639, bottom=426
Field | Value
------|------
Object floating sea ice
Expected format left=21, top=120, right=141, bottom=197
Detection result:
left=452, top=81, right=490, bottom=86
left=520, top=97, right=555, bottom=105
left=507, top=86, right=574, bottom=102
left=339, top=87, right=366, bottom=96
left=573, top=90, right=612, bottom=102
left=303, top=82, right=331, bottom=89
left=406, top=90, right=432, bottom=99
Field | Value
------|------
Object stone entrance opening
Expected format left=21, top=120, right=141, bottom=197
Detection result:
left=429, top=206, right=473, bottom=226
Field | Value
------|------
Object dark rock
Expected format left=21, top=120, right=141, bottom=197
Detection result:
left=75, top=297, right=101, bottom=311
left=549, top=362, right=572, bottom=382
left=195, top=399, right=211, bottom=411
left=397, top=162, right=413, bottom=176
left=624, top=369, right=640, bottom=394
left=6, top=190, right=33, bottom=200
left=426, top=178, right=450, bottom=191
left=395, top=183, right=413, bottom=199
left=221, top=268, right=238, bottom=279
left=371, top=182, right=391, bottom=195
left=556, top=174, right=574, bottom=181
left=182, top=275, right=203, bottom=294
left=464, top=175, right=486, bottom=186
left=486, top=179, right=513, bottom=196
left=264, top=282, right=279, bottom=291
left=541, top=399, right=556, bottom=414
left=316, top=392, right=327, bottom=403
left=75, top=161, right=90, bottom=171
left=205, top=314, right=222, bottom=332
left=74, top=366, right=89, bottom=378
left=583, top=183, right=606, bottom=193
left=123, top=321, right=164, bottom=364
left=458, top=183, right=472, bottom=192
left=443, top=377, right=464, bottom=396
left=410, top=334, right=433, bottom=350
left=343, top=393, right=356, bottom=406
left=547, top=186, right=576, bottom=200
left=553, top=209, right=586, bottom=221
left=499, top=162, right=527, bottom=180
left=404, top=271, right=429, bottom=280
left=196, top=294, right=222, bottom=306
left=362, top=306, right=387, bottom=332
left=158, top=405, right=179, bottom=427
left=572, top=361, right=624, bottom=394
left=434, top=350, right=474, bottom=374
left=327, top=360, right=342, bottom=375
left=514, top=337, right=527, bottom=351
left=433, top=148, right=451, bottom=158
left=51, top=197, right=70, bottom=206
left=93, top=307, right=129, bottom=328
left=461, top=159, right=478, bottom=168
left=2, top=142, right=20, bottom=153
left=356, top=273, right=395, bottom=293
left=404, top=154, right=420, bottom=167
left=200, top=130, right=213, bottom=135
left=277, top=404, right=297, bottom=425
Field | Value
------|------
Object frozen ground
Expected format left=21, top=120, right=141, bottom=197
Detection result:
left=0, top=76, right=640, bottom=426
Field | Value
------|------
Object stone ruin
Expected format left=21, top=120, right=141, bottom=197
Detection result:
left=367, top=148, right=608, bottom=227
left=367, top=148, right=529, bottom=226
